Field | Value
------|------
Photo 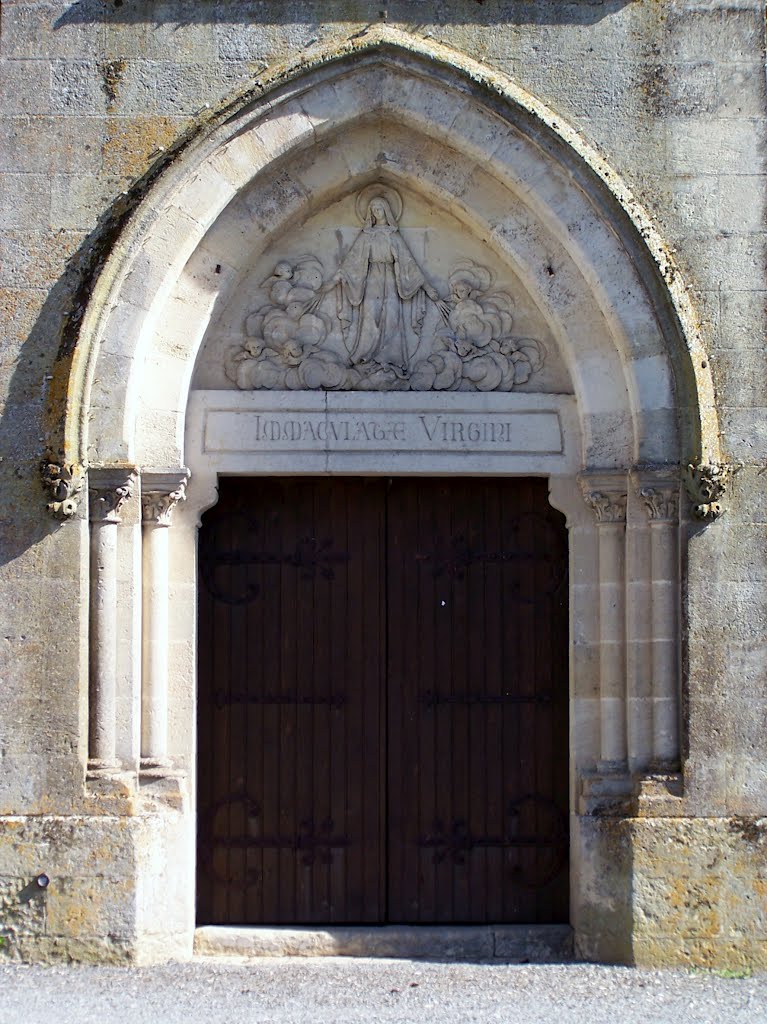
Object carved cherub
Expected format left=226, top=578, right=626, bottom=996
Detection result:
left=441, top=261, right=515, bottom=358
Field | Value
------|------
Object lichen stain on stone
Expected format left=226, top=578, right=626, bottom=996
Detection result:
left=728, top=816, right=767, bottom=844
left=99, top=58, right=127, bottom=108
left=102, top=117, right=184, bottom=182
left=639, top=63, right=670, bottom=118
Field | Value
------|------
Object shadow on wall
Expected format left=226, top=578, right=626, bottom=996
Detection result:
left=0, top=271, right=83, bottom=568
left=0, top=139, right=187, bottom=568
left=55, top=0, right=633, bottom=28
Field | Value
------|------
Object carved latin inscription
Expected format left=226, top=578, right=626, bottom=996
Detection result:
left=203, top=409, right=564, bottom=456
left=224, top=186, right=545, bottom=394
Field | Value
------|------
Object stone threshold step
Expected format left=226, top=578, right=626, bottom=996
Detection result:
left=194, top=924, right=573, bottom=961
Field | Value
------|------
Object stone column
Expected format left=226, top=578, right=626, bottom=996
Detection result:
left=88, top=468, right=136, bottom=778
left=581, top=475, right=628, bottom=775
left=638, top=479, right=680, bottom=770
left=140, top=470, right=189, bottom=776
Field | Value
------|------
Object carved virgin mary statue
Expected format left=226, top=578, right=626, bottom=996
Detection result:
left=325, top=187, right=441, bottom=373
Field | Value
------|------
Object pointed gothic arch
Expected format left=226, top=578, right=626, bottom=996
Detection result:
left=49, top=30, right=722, bottom=959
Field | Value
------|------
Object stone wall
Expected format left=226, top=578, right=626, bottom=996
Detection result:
left=1, top=0, right=766, bottom=966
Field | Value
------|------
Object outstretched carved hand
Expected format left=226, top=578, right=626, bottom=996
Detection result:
left=319, top=275, right=339, bottom=295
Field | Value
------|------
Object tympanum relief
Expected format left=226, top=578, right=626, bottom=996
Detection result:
left=220, top=187, right=547, bottom=394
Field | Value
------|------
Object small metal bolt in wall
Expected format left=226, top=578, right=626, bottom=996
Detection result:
left=18, top=874, right=50, bottom=904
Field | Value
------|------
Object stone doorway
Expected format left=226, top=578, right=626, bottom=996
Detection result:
left=196, top=475, right=569, bottom=926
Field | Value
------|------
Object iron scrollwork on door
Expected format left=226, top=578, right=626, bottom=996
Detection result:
left=199, top=791, right=351, bottom=887
left=415, top=514, right=566, bottom=603
left=419, top=794, right=568, bottom=888
left=199, top=506, right=349, bottom=606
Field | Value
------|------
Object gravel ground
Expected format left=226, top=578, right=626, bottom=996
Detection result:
left=0, top=958, right=765, bottom=1024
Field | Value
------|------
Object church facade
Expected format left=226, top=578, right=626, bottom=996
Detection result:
left=1, top=0, right=766, bottom=967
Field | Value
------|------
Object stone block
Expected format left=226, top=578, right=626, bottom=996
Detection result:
left=0, top=229, right=85, bottom=289
left=711, top=348, right=767, bottom=410
left=49, top=173, right=121, bottom=232
left=716, top=60, right=767, bottom=117
left=215, top=22, right=318, bottom=63
left=0, top=175, right=51, bottom=230
left=1, top=4, right=101, bottom=61
left=611, top=59, right=718, bottom=119
left=664, top=6, right=765, bottom=64
left=44, top=873, right=138, bottom=941
left=729, top=466, right=767, bottom=525
left=717, top=291, right=767, bottom=352
left=721, top=407, right=767, bottom=465
left=499, top=56, right=613, bottom=121
left=0, top=60, right=52, bottom=115
left=666, top=116, right=767, bottom=176
left=49, top=59, right=105, bottom=115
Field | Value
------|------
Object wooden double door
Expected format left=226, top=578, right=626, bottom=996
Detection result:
left=197, top=477, right=569, bottom=925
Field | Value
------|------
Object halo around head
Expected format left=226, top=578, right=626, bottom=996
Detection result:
left=355, top=184, right=403, bottom=224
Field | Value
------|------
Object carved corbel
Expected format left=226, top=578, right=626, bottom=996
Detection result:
left=41, top=460, right=86, bottom=520
left=141, top=470, right=191, bottom=527
left=88, top=468, right=137, bottom=523
left=683, top=462, right=732, bottom=521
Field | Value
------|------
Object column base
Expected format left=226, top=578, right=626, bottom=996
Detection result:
left=579, top=769, right=633, bottom=816
left=139, top=757, right=175, bottom=776
left=85, top=761, right=136, bottom=799
left=139, top=761, right=187, bottom=808
left=633, top=772, right=683, bottom=817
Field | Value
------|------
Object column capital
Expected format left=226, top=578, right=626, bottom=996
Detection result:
left=578, top=470, right=628, bottom=524
left=141, top=468, right=190, bottom=527
left=89, top=467, right=138, bottom=524
left=631, top=467, right=680, bottom=523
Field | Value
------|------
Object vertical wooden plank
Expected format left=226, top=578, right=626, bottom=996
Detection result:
left=327, top=479, right=347, bottom=922
left=257, top=482, right=280, bottom=924
left=361, top=479, right=386, bottom=922
left=450, top=479, right=471, bottom=922
left=483, top=479, right=504, bottom=923
left=386, top=478, right=421, bottom=922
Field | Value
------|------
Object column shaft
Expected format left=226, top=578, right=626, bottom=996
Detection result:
left=142, top=523, right=170, bottom=764
left=650, top=520, right=679, bottom=766
left=140, top=470, right=188, bottom=774
left=87, top=468, right=136, bottom=777
left=598, top=522, right=627, bottom=767
left=89, top=519, right=119, bottom=766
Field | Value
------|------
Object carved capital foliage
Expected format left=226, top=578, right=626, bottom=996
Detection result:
left=578, top=473, right=628, bottom=524
left=141, top=469, right=191, bottom=527
left=88, top=469, right=137, bottom=524
left=683, top=462, right=731, bottom=521
left=583, top=490, right=627, bottom=524
left=631, top=467, right=680, bottom=523
left=639, top=486, right=679, bottom=523
left=41, top=460, right=86, bottom=520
